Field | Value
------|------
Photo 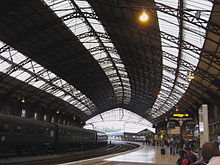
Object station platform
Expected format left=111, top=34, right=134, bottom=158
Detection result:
left=60, top=144, right=178, bottom=165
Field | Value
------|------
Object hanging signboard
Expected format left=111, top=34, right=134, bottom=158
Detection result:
left=172, top=113, right=190, bottom=118
left=167, top=127, right=180, bottom=135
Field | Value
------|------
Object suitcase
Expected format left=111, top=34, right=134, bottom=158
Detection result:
left=161, top=148, right=165, bottom=155
left=170, top=147, right=172, bottom=154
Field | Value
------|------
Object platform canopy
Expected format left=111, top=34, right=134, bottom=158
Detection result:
left=0, top=0, right=219, bottom=123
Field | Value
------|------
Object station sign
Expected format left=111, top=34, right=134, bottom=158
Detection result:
left=159, top=130, right=166, bottom=133
left=172, top=113, right=189, bottom=118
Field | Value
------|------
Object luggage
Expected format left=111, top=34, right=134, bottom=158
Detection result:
left=161, top=148, right=165, bottom=155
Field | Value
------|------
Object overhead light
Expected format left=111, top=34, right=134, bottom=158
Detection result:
left=56, top=110, right=59, bottom=114
left=157, top=93, right=161, bottom=97
left=139, top=11, right=149, bottom=22
left=176, top=107, right=179, bottom=112
left=21, top=98, right=25, bottom=103
left=188, top=71, right=195, bottom=80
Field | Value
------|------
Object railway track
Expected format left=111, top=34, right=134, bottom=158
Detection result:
left=0, top=143, right=139, bottom=165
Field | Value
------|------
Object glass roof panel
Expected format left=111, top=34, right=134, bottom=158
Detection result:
left=87, top=18, right=105, bottom=33
left=43, top=0, right=132, bottom=104
left=150, top=0, right=213, bottom=118
left=0, top=60, right=11, bottom=73
left=31, top=80, right=45, bottom=88
left=0, top=41, right=95, bottom=115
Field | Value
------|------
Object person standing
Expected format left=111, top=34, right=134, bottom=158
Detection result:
left=171, top=138, right=177, bottom=155
left=164, top=139, right=169, bottom=152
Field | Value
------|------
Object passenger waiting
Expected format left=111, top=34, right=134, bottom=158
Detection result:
left=201, top=142, right=220, bottom=165
left=170, top=138, right=177, bottom=155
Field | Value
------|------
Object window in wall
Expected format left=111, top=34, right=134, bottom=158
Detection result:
left=21, top=109, right=26, bottom=118
left=14, top=124, right=22, bottom=134
left=44, top=115, right=47, bottom=121
left=34, top=112, right=38, bottom=119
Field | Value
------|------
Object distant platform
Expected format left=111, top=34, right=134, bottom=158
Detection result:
left=60, top=143, right=178, bottom=165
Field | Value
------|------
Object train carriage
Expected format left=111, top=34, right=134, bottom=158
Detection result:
left=96, top=131, right=108, bottom=146
left=56, top=124, right=96, bottom=148
left=0, top=114, right=56, bottom=152
left=0, top=114, right=107, bottom=153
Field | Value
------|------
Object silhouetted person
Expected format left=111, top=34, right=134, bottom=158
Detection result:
left=179, top=138, right=185, bottom=149
left=201, top=142, right=220, bottom=165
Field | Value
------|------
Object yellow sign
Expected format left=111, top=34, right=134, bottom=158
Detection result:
left=173, top=113, right=189, bottom=118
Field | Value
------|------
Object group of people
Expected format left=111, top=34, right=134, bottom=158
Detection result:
left=176, top=142, right=220, bottom=165
left=162, top=138, right=197, bottom=155
left=159, top=138, right=220, bottom=165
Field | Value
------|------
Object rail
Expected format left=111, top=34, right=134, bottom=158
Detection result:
left=0, top=143, right=139, bottom=165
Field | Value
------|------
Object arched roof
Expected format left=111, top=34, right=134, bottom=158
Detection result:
left=0, top=0, right=219, bottom=123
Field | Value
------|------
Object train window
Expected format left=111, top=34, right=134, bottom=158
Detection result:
left=50, top=130, right=54, bottom=137
left=0, top=123, right=9, bottom=133
left=40, top=126, right=45, bottom=135
left=14, top=124, right=22, bottom=134
left=59, top=129, right=65, bottom=136
left=45, top=128, right=49, bottom=136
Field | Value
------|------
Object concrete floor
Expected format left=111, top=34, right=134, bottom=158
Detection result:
left=105, top=145, right=178, bottom=165
left=60, top=144, right=179, bottom=165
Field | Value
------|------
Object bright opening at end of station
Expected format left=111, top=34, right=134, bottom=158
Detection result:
left=84, top=108, right=155, bottom=134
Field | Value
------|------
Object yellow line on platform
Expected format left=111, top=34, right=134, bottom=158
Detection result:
left=94, top=161, right=110, bottom=165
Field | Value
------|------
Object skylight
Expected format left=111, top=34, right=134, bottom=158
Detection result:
left=43, top=0, right=132, bottom=104
left=0, top=41, right=96, bottom=115
left=149, top=0, right=213, bottom=118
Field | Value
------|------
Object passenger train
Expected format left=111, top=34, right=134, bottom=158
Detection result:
left=0, top=114, right=108, bottom=153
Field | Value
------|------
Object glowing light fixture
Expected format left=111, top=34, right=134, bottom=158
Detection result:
left=157, top=93, right=161, bottom=97
left=139, top=11, right=149, bottom=22
left=188, top=71, right=195, bottom=80
left=21, top=98, right=25, bottom=103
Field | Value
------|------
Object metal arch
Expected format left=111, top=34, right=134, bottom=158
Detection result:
left=62, top=10, right=220, bottom=66
left=155, top=2, right=220, bottom=36
left=88, top=13, right=220, bottom=68
left=152, top=49, right=220, bottom=90
left=162, top=73, right=210, bottom=101
left=55, top=4, right=160, bottom=110
left=58, top=7, right=220, bottom=67
left=158, top=0, right=188, bottom=113
left=77, top=30, right=219, bottom=95
left=156, top=73, right=210, bottom=109
left=160, top=31, right=220, bottom=67
left=0, top=48, right=95, bottom=115
left=87, top=37, right=218, bottom=112
left=0, top=0, right=218, bottom=121
left=69, top=0, right=127, bottom=105
left=62, top=4, right=219, bottom=37
left=78, top=31, right=220, bottom=84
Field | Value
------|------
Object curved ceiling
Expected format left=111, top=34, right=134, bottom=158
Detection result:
left=0, top=0, right=219, bottom=124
